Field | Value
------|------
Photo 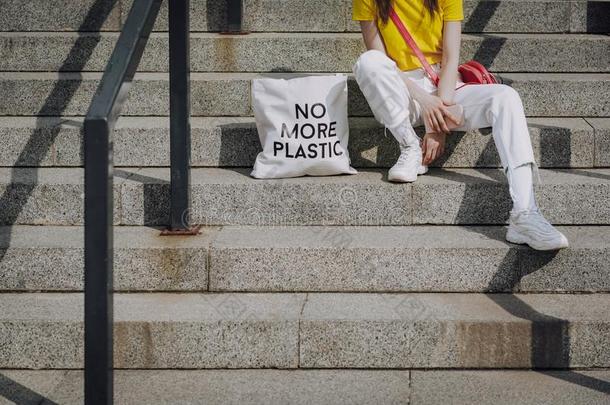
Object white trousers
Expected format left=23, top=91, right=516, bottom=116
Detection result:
left=353, top=49, right=538, bottom=212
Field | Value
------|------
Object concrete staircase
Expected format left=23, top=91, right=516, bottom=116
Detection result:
left=1, top=0, right=609, bottom=403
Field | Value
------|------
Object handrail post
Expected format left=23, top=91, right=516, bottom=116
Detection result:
left=84, top=118, right=114, bottom=405
left=222, top=0, right=248, bottom=34
left=168, top=0, right=193, bottom=232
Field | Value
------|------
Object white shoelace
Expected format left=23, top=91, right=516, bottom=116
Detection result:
left=396, top=144, right=421, bottom=165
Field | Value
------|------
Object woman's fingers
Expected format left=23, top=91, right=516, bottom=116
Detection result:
left=424, top=112, right=433, bottom=132
left=421, top=132, right=446, bottom=165
left=435, top=110, right=450, bottom=134
left=428, top=145, right=438, bottom=165
left=423, top=142, right=435, bottom=165
left=425, top=112, right=437, bottom=133
left=441, top=106, right=459, bottom=125
left=433, top=144, right=442, bottom=162
left=421, top=138, right=429, bottom=164
left=430, top=112, right=441, bottom=133
left=436, top=136, right=446, bottom=162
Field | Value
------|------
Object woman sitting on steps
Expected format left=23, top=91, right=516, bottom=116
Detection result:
left=352, top=0, right=569, bottom=251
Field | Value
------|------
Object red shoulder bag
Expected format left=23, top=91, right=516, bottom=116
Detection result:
left=389, top=7, right=501, bottom=88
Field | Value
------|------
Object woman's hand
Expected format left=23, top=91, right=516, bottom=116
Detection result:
left=422, top=132, right=447, bottom=165
left=417, top=93, right=460, bottom=134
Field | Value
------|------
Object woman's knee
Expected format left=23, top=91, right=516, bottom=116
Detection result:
left=353, top=49, right=395, bottom=77
left=493, top=84, right=522, bottom=106
left=484, top=84, right=525, bottom=117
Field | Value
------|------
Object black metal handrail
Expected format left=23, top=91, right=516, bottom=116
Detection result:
left=169, top=0, right=192, bottom=231
left=83, top=0, right=191, bottom=403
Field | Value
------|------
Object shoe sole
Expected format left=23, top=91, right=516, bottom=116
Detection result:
left=389, top=167, right=424, bottom=182
left=506, top=228, right=569, bottom=251
left=388, top=173, right=417, bottom=183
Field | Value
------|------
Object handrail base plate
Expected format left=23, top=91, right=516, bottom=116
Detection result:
left=160, top=225, right=203, bottom=236
left=219, top=30, right=250, bottom=35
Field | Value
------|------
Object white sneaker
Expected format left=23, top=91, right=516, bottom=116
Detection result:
left=506, top=209, right=569, bottom=251
left=388, top=143, right=423, bottom=183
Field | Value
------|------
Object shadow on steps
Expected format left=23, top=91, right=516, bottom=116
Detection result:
left=0, top=0, right=118, bottom=256
left=0, top=372, right=59, bottom=405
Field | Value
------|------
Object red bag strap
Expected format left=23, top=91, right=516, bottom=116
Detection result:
left=388, top=7, right=440, bottom=85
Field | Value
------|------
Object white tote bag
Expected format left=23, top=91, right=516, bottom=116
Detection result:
left=251, top=74, right=357, bottom=179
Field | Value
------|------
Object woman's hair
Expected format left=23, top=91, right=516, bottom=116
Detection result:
left=374, top=0, right=439, bottom=24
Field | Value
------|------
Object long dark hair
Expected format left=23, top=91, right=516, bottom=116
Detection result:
left=374, top=0, right=439, bottom=24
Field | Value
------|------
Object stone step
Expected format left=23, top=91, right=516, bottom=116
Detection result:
left=2, top=225, right=607, bottom=293
left=2, top=32, right=608, bottom=73
left=1, top=0, right=608, bottom=33
left=1, top=369, right=609, bottom=405
left=0, top=0, right=122, bottom=32
left=209, top=225, right=610, bottom=293
left=0, top=167, right=608, bottom=226
left=1, top=117, right=602, bottom=169
left=0, top=225, right=215, bottom=292
left=1, top=72, right=608, bottom=117
left=1, top=292, right=608, bottom=369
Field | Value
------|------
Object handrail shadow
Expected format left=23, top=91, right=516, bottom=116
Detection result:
left=485, top=266, right=610, bottom=395
left=0, top=372, right=60, bottom=405
left=452, top=0, right=608, bottom=395
left=0, top=0, right=118, bottom=267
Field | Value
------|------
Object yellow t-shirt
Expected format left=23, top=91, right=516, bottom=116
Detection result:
left=352, top=0, right=464, bottom=71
